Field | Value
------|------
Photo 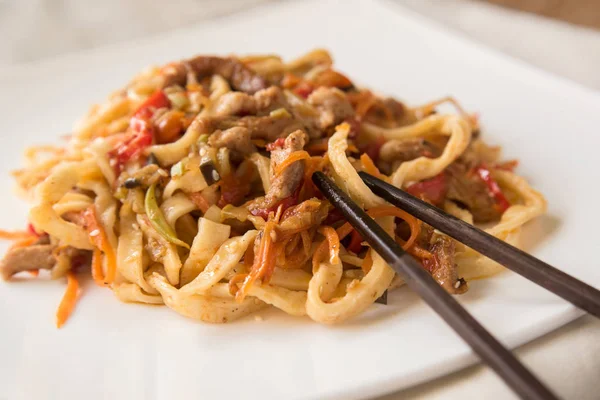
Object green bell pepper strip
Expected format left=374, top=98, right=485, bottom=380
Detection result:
left=144, top=182, right=190, bottom=249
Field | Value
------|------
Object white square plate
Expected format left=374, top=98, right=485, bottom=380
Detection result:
left=1, top=1, right=599, bottom=399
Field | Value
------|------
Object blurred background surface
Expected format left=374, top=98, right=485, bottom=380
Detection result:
left=1, top=0, right=599, bottom=89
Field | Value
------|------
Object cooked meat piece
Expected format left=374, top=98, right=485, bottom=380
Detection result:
left=213, top=92, right=257, bottom=117
left=307, top=87, right=354, bottom=130
left=254, top=86, right=287, bottom=110
left=378, top=138, right=439, bottom=175
left=379, top=138, right=429, bottom=164
left=162, top=56, right=268, bottom=94
left=51, top=246, right=91, bottom=279
left=1, top=243, right=57, bottom=280
left=212, top=86, right=288, bottom=117
left=265, top=130, right=308, bottom=206
left=277, top=199, right=329, bottom=236
left=217, top=115, right=304, bottom=142
left=364, top=97, right=414, bottom=128
left=208, top=126, right=256, bottom=156
left=446, top=162, right=502, bottom=223
left=415, top=222, right=434, bottom=249
left=428, top=235, right=467, bottom=294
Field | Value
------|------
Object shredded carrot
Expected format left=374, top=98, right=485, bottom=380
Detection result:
left=91, top=248, right=107, bottom=287
left=0, top=229, right=33, bottom=241
left=314, top=206, right=422, bottom=274
left=404, top=242, right=433, bottom=260
left=229, top=273, right=248, bottom=296
left=319, top=226, right=341, bottom=265
left=243, top=241, right=255, bottom=269
left=359, top=153, right=385, bottom=180
left=55, top=272, right=80, bottom=328
left=347, top=143, right=359, bottom=153
left=83, top=206, right=116, bottom=285
left=305, top=139, right=329, bottom=154
left=336, top=206, right=421, bottom=252
left=361, top=250, right=373, bottom=274
left=299, top=155, right=329, bottom=200
left=188, top=192, right=211, bottom=213
left=8, top=235, right=39, bottom=251
left=274, top=150, right=311, bottom=176
left=236, top=207, right=282, bottom=301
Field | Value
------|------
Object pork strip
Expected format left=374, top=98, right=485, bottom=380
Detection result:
left=428, top=235, right=467, bottom=294
left=1, top=243, right=56, bottom=280
left=265, top=130, right=308, bottom=206
left=162, top=56, right=268, bottom=94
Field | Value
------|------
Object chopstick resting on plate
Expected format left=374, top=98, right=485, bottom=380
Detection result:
left=358, top=171, right=600, bottom=319
left=312, top=171, right=558, bottom=400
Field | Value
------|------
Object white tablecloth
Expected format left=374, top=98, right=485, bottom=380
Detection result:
left=1, top=1, right=598, bottom=399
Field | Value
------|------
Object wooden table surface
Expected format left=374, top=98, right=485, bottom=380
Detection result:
left=483, top=0, right=600, bottom=29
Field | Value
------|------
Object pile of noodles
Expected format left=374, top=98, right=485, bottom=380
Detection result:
left=2, top=49, right=546, bottom=326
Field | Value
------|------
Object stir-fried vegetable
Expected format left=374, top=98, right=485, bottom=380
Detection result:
left=406, top=172, right=448, bottom=205
left=170, top=159, right=187, bottom=178
left=200, top=160, right=221, bottom=185
left=55, top=272, right=79, bottom=328
left=359, top=153, right=385, bottom=180
left=144, top=182, right=190, bottom=248
left=109, top=91, right=171, bottom=172
left=123, top=177, right=141, bottom=189
left=236, top=209, right=281, bottom=301
left=131, top=90, right=171, bottom=128
left=83, top=206, right=117, bottom=285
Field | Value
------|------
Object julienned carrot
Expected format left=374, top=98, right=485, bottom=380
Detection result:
left=274, top=150, right=311, bottom=176
left=188, top=192, right=211, bottom=213
left=229, top=273, right=248, bottom=296
left=361, top=250, right=373, bottom=274
left=56, top=272, right=80, bottom=328
left=317, top=226, right=341, bottom=266
left=359, top=154, right=385, bottom=180
left=8, top=235, right=39, bottom=251
left=91, top=248, right=107, bottom=287
left=236, top=208, right=282, bottom=301
left=83, top=206, right=116, bottom=285
left=0, top=229, right=33, bottom=240
left=314, top=205, right=422, bottom=271
left=305, top=139, right=329, bottom=154
left=362, top=206, right=421, bottom=250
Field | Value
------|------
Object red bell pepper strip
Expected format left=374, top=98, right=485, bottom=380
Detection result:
left=294, top=82, right=314, bottom=99
left=360, top=136, right=386, bottom=164
left=406, top=172, right=448, bottom=205
left=474, top=165, right=510, bottom=213
left=132, top=91, right=171, bottom=121
left=347, top=229, right=364, bottom=254
left=109, top=91, right=170, bottom=171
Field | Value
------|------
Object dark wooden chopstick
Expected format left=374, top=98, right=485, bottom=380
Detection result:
left=312, top=171, right=558, bottom=400
left=359, top=171, right=600, bottom=319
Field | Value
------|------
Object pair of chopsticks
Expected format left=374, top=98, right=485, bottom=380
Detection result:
left=312, top=171, right=600, bottom=400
